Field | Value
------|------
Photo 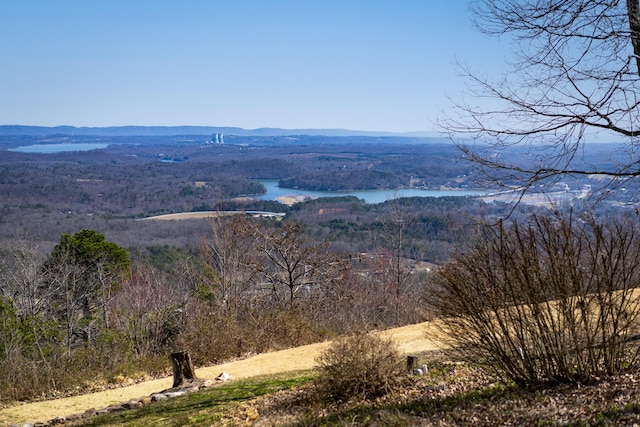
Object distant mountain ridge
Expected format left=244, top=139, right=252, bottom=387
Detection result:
left=0, top=125, right=436, bottom=138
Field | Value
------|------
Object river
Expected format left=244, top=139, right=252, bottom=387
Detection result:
left=254, top=180, right=487, bottom=204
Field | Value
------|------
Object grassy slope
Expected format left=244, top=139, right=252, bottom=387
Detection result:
left=0, top=321, right=445, bottom=425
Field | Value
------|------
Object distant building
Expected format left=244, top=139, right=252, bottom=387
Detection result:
left=211, top=133, right=225, bottom=144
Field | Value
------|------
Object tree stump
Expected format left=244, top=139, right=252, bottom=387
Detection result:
left=170, top=351, right=197, bottom=387
left=406, top=355, right=419, bottom=372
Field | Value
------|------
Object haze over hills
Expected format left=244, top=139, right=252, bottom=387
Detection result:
left=0, top=125, right=437, bottom=138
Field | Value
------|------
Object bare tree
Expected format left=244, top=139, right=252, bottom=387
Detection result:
left=375, top=200, right=421, bottom=325
left=0, top=239, right=58, bottom=386
left=442, top=1, right=640, bottom=201
left=0, top=239, right=48, bottom=318
left=199, top=214, right=261, bottom=316
left=110, top=263, right=186, bottom=358
left=256, top=222, right=341, bottom=310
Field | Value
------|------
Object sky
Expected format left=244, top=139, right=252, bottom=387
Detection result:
left=0, top=1, right=509, bottom=133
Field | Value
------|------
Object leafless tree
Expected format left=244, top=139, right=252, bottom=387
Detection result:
left=199, top=214, right=261, bottom=316
left=0, top=239, right=49, bottom=318
left=43, top=253, right=93, bottom=355
left=0, top=239, right=59, bottom=386
left=442, top=1, right=640, bottom=201
left=375, top=200, right=421, bottom=325
left=110, top=263, right=186, bottom=358
left=256, top=222, right=342, bottom=310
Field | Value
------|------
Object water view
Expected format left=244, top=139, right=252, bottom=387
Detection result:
left=9, top=143, right=109, bottom=153
left=255, top=180, right=487, bottom=204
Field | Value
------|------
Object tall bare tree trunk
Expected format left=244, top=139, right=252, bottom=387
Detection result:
left=628, top=0, right=640, bottom=75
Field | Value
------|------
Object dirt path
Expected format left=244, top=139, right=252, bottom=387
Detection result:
left=0, top=320, right=445, bottom=426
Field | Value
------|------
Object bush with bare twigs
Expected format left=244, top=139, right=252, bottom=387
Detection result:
left=314, top=331, right=404, bottom=401
left=432, top=213, right=640, bottom=387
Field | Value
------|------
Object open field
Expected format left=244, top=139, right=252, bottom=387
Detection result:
left=0, top=320, right=445, bottom=426
left=140, top=210, right=286, bottom=220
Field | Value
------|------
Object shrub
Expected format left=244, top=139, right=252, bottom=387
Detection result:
left=183, top=301, right=333, bottom=365
left=432, top=213, right=640, bottom=387
left=315, top=331, right=404, bottom=401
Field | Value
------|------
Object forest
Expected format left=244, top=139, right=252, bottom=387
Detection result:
left=0, top=129, right=632, bottom=403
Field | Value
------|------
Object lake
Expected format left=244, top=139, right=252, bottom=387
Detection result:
left=9, top=143, right=109, bottom=153
left=254, top=180, right=487, bottom=204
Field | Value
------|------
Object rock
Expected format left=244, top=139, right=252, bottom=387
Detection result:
left=122, top=400, right=143, bottom=409
left=65, top=413, right=82, bottom=422
left=200, top=379, right=214, bottom=388
left=165, top=391, right=186, bottom=398
left=216, top=372, right=233, bottom=381
left=82, top=408, right=97, bottom=418
left=49, top=417, right=65, bottom=424
left=139, top=396, right=153, bottom=405
left=96, top=404, right=126, bottom=415
left=152, top=393, right=168, bottom=402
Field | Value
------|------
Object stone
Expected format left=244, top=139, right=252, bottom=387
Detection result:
left=82, top=408, right=97, bottom=418
left=215, top=372, right=233, bottom=381
left=165, top=391, right=186, bottom=398
left=152, top=393, right=168, bottom=402
left=139, top=396, right=153, bottom=405
left=122, top=400, right=143, bottom=409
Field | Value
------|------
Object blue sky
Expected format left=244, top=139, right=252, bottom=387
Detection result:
left=0, top=1, right=509, bottom=133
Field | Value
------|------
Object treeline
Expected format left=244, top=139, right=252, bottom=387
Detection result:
left=279, top=170, right=401, bottom=191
